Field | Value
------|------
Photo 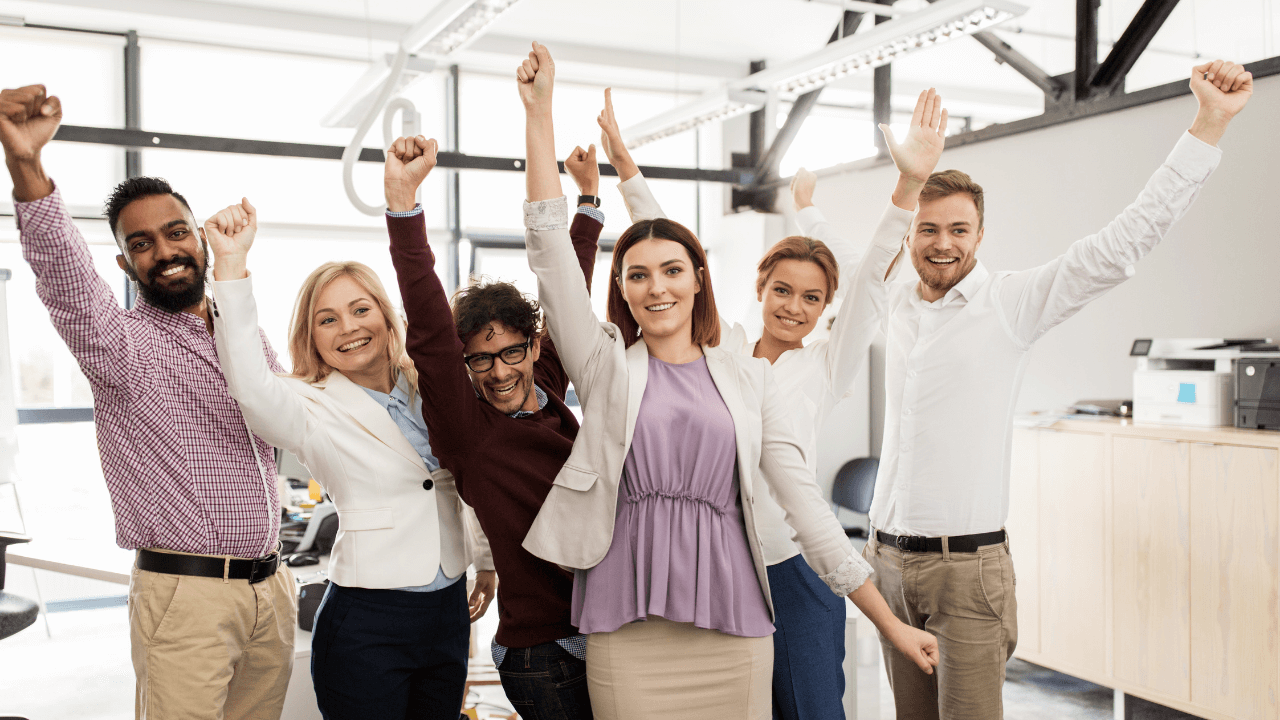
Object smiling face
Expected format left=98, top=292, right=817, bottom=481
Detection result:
left=463, top=321, right=542, bottom=415
left=909, top=193, right=985, bottom=301
left=311, top=274, right=393, bottom=382
left=617, top=237, right=702, bottom=344
left=114, top=194, right=208, bottom=313
left=758, top=258, right=830, bottom=346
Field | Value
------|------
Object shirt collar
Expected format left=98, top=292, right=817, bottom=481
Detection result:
left=917, top=260, right=988, bottom=307
left=135, top=296, right=211, bottom=331
left=508, top=384, right=549, bottom=418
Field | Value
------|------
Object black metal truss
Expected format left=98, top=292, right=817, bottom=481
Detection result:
left=1088, top=0, right=1183, bottom=95
left=972, top=31, right=1068, bottom=101
left=50, top=125, right=754, bottom=185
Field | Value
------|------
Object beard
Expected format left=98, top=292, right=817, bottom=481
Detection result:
left=133, top=253, right=208, bottom=313
left=912, top=253, right=976, bottom=297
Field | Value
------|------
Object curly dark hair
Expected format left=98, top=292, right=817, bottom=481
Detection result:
left=450, top=276, right=545, bottom=345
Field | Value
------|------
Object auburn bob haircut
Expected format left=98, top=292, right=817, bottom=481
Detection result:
left=607, top=218, right=720, bottom=349
left=756, top=235, right=840, bottom=306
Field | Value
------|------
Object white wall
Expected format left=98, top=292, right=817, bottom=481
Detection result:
left=811, top=74, right=1280, bottom=414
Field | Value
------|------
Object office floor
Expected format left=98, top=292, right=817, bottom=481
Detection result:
left=0, top=593, right=1206, bottom=720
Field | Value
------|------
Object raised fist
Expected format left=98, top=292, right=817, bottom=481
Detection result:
left=1191, top=60, right=1253, bottom=120
left=565, top=144, right=599, bottom=196
left=384, top=135, right=438, bottom=213
left=0, top=84, right=62, bottom=164
left=516, top=42, right=555, bottom=112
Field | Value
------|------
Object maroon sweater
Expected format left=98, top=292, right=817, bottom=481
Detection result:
left=388, top=210, right=600, bottom=649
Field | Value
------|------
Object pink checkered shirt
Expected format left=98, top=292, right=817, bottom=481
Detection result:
left=16, top=188, right=282, bottom=558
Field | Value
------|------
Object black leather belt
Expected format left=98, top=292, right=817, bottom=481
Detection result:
left=137, top=549, right=280, bottom=584
left=875, top=530, right=1006, bottom=554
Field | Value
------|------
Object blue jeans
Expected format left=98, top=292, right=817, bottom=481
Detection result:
left=769, top=554, right=847, bottom=720
left=311, top=580, right=470, bottom=720
left=497, top=641, right=593, bottom=720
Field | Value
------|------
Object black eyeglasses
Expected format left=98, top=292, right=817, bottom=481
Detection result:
left=463, top=339, right=531, bottom=373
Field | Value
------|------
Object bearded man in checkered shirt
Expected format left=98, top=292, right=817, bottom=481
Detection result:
left=1, top=84, right=297, bottom=720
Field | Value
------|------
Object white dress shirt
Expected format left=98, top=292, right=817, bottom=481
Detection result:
left=871, top=131, right=1222, bottom=538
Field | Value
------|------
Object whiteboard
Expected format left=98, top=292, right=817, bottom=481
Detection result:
left=0, top=269, right=16, bottom=485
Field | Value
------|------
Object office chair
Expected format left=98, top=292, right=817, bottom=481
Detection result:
left=0, top=531, right=36, bottom=720
left=831, top=457, right=878, bottom=537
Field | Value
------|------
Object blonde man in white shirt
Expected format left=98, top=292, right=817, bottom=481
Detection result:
left=811, top=61, right=1250, bottom=719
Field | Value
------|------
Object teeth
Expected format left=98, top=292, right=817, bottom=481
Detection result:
left=778, top=317, right=802, bottom=326
left=646, top=303, right=674, bottom=312
left=339, top=338, right=370, bottom=352
left=492, top=382, right=517, bottom=395
left=162, top=265, right=185, bottom=276
left=928, top=257, right=957, bottom=264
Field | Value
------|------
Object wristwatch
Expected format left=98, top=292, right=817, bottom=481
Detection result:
left=578, top=194, right=602, bottom=208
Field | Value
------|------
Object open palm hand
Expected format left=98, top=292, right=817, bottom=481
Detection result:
left=880, top=88, right=948, bottom=184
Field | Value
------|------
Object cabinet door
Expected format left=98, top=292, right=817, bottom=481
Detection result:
left=1190, top=443, right=1279, bottom=720
left=1112, top=437, right=1190, bottom=700
left=1007, top=428, right=1040, bottom=655
left=1038, top=430, right=1107, bottom=677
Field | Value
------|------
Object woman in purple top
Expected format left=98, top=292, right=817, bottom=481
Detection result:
left=517, top=44, right=938, bottom=720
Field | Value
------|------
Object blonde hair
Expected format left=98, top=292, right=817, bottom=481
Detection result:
left=287, top=261, right=417, bottom=399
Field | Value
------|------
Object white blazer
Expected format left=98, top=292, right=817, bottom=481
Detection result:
left=616, top=174, right=912, bottom=565
left=211, top=275, right=491, bottom=589
left=520, top=197, right=870, bottom=616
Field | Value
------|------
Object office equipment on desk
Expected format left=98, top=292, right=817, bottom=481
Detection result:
left=1130, top=338, right=1280, bottom=427
left=1236, top=357, right=1280, bottom=430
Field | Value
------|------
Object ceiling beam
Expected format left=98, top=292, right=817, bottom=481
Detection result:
left=972, top=31, right=1067, bottom=101
left=1090, top=0, right=1182, bottom=93
left=1075, top=0, right=1100, bottom=101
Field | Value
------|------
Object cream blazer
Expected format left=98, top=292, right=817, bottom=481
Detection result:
left=211, top=275, right=492, bottom=589
left=520, top=197, right=869, bottom=616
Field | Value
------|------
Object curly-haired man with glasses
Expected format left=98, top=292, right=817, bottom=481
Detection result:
left=384, top=132, right=603, bottom=719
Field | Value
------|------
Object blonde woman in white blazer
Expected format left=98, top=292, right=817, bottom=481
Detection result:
left=515, top=43, right=936, bottom=720
left=203, top=200, right=495, bottom=720
left=594, top=88, right=949, bottom=720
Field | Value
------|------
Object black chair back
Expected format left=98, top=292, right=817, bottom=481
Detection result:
left=831, top=457, right=879, bottom=515
left=0, top=531, right=37, bottom=643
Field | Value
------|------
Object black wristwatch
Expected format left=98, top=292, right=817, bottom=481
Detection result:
left=578, top=194, right=602, bottom=208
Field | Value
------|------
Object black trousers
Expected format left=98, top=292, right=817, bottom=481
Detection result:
left=311, top=579, right=470, bottom=720
left=498, top=642, right=593, bottom=720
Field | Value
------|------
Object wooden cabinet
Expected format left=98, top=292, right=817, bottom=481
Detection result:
left=1111, top=437, right=1190, bottom=701
left=1189, top=443, right=1279, bottom=720
left=1006, top=428, right=1040, bottom=655
left=1009, top=420, right=1280, bottom=720
left=1037, top=429, right=1107, bottom=678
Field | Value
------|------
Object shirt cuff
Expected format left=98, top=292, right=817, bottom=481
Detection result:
left=794, top=205, right=827, bottom=236
left=13, top=184, right=67, bottom=234
left=386, top=203, right=424, bottom=218
left=873, top=202, right=916, bottom=251
left=524, top=196, right=569, bottom=231
left=1165, top=131, right=1223, bottom=184
left=575, top=205, right=605, bottom=225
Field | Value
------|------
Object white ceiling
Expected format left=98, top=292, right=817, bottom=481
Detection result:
left=1, top=0, right=1275, bottom=125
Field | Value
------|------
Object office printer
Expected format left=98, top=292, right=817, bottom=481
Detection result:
left=1131, top=338, right=1280, bottom=427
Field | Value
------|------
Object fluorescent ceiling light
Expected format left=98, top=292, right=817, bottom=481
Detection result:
left=744, top=0, right=1026, bottom=96
left=622, top=0, right=1026, bottom=148
left=323, top=0, right=523, bottom=128
left=623, top=88, right=769, bottom=149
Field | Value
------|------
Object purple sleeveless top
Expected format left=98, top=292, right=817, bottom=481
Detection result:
left=571, top=355, right=774, bottom=637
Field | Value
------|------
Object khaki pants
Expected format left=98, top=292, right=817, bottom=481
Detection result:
left=863, top=533, right=1017, bottom=720
left=128, top=554, right=297, bottom=720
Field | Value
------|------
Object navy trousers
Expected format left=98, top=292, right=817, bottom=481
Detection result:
left=769, top=554, right=848, bottom=720
left=311, top=580, right=470, bottom=720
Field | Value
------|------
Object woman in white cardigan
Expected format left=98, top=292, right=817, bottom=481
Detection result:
left=203, top=200, right=495, bottom=720
left=515, top=43, right=937, bottom=720
left=594, top=88, right=949, bottom=720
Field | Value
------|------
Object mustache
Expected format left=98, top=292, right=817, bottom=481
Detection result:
left=146, top=255, right=201, bottom=284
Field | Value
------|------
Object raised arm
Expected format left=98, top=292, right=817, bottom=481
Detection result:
left=564, top=143, right=606, bottom=285
left=997, top=61, right=1250, bottom=346
left=754, top=361, right=938, bottom=674
left=3, top=85, right=136, bottom=387
left=519, top=43, right=613, bottom=389
left=600, top=89, right=667, bottom=223
left=207, top=200, right=317, bottom=452
left=384, top=135, right=487, bottom=457
left=821, top=89, right=945, bottom=395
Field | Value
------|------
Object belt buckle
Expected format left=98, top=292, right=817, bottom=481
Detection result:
left=248, top=554, right=276, bottom=584
left=896, top=535, right=922, bottom=553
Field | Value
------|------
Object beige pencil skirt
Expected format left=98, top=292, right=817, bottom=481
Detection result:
left=585, top=615, right=774, bottom=720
